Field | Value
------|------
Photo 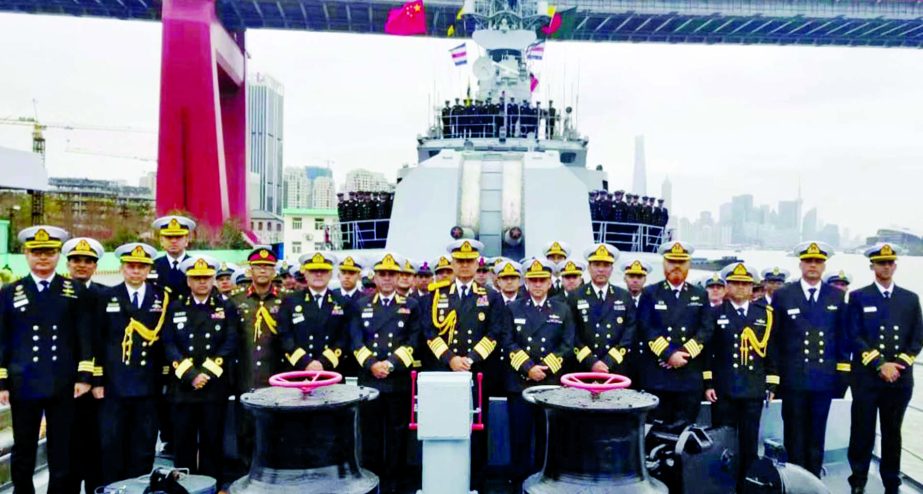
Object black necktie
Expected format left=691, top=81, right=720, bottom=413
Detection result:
left=597, top=289, right=605, bottom=301
left=382, top=297, right=390, bottom=307
left=674, top=289, right=681, bottom=300
left=737, top=307, right=745, bottom=318
left=171, top=260, right=179, bottom=271
left=883, top=290, right=891, bottom=299
left=132, top=291, right=140, bottom=309
left=461, top=286, right=468, bottom=299
left=808, top=288, right=817, bottom=305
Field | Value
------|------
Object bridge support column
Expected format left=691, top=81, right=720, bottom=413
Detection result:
left=157, top=0, right=248, bottom=234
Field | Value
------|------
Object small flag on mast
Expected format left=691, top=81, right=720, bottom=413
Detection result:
left=449, top=43, right=467, bottom=66
left=526, top=40, right=545, bottom=60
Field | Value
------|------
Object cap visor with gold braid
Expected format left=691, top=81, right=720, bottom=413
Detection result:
left=663, top=242, right=691, bottom=261
left=375, top=254, right=403, bottom=272
left=870, top=244, right=897, bottom=262
left=546, top=241, right=567, bottom=257
left=452, top=240, right=480, bottom=260
left=799, top=242, right=827, bottom=260
left=725, top=263, right=753, bottom=283
left=24, top=228, right=62, bottom=250
left=587, top=244, right=615, bottom=263
left=561, top=261, right=582, bottom=276
left=160, top=217, right=190, bottom=237
left=186, top=258, right=216, bottom=277
left=339, top=256, right=361, bottom=272
left=624, top=260, right=647, bottom=275
left=69, top=239, right=98, bottom=259
left=302, top=253, right=333, bottom=271
left=121, top=245, right=153, bottom=264
left=525, top=259, right=551, bottom=279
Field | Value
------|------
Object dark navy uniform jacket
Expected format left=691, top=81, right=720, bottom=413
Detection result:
left=153, top=254, right=190, bottom=301
left=703, top=300, right=779, bottom=400
left=0, top=275, right=94, bottom=399
left=637, top=281, right=713, bottom=392
left=348, top=292, right=421, bottom=393
left=163, top=291, right=239, bottom=403
left=420, top=280, right=504, bottom=372
left=847, top=283, right=923, bottom=389
left=570, top=283, right=637, bottom=372
left=278, top=288, right=352, bottom=371
left=96, top=282, right=169, bottom=398
left=501, top=296, right=575, bottom=393
left=771, top=281, right=850, bottom=392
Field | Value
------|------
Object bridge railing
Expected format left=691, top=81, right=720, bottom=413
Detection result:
left=592, top=221, right=669, bottom=253
left=331, top=219, right=390, bottom=250
left=426, top=110, right=578, bottom=141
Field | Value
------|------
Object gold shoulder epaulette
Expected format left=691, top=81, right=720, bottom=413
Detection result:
left=428, top=279, right=451, bottom=292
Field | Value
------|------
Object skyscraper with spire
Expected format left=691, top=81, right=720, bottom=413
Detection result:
left=633, top=135, right=647, bottom=196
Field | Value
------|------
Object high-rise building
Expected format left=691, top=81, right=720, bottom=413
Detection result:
left=344, top=169, right=392, bottom=193
left=803, top=208, right=818, bottom=239
left=632, top=135, right=647, bottom=196
left=777, top=200, right=801, bottom=231
left=282, top=167, right=312, bottom=209
left=661, top=176, right=672, bottom=210
left=312, top=176, right=337, bottom=209
left=247, top=73, right=284, bottom=215
left=139, top=171, right=156, bottom=197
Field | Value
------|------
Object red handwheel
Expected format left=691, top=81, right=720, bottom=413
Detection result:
left=269, top=370, right=342, bottom=394
left=560, top=372, right=631, bottom=395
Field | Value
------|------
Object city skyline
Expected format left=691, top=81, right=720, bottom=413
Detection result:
left=1, top=14, right=922, bottom=238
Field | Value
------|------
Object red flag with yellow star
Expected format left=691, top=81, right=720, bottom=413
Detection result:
left=385, top=0, right=427, bottom=35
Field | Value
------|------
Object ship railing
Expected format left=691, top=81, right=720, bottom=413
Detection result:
left=592, top=221, right=669, bottom=253
left=331, top=219, right=390, bottom=250
left=427, top=110, right=574, bottom=141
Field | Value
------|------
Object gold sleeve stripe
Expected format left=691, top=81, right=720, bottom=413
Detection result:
left=286, top=348, right=307, bottom=367
left=543, top=354, right=563, bottom=374
left=861, top=350, right=881, bottom=366
left=836, top=362, right=852, bottom=372
left=174, top=359, right=193, bottom=379
left=202, top=358, right=223, bottom=377
left=0, top=368, right=8, bottom=379
left=575, top=346, right=592, bottom=363
left=162, top=365, right=170, bottom=376
left=354, top=346, right=373, bottom=367
left=394, top=346, right=414, bottom=368
left=427, top=338, right=449, bottom=359
left=93, top=366, right=104, bottom=377
left=899, top=353, right=916, bottom=366
left=702, top=370, right=713, bottom=380
left=766, top=374, right=780, bottom=385
left=649, top=337, right=669, bottom=356
left=77, top=360, right=95, bottom=373
left=322, top=348, right=340, bottom=368
left=683, top=339, right=702, bottom=358
left=473, top=337, right=496, bottom=359
left=607, top=347, right=625, bottom=365
left=510, top=350, right=529, bottom=371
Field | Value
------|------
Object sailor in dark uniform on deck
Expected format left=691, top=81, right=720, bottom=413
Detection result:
left=150, top=214, right=195, bottom=456
left=703, top=273, right=727, bottom=307
left=61, top=236, right=106, bottom=493
left=0, top=226, right=94, bottom=494
left=421, top=239, right=504, bottom=489
left=637, top=240, right=713, bottom=426
left=95, top=243, right=166, bottom=486
left=771, top=241, right=850, bottom=477
left=847, top=243, right=923, bottom=494
left=349, top=253, right=421, bottom=493
left=703, top=262, right=778, bottom=489
left=162, top=256, right=239, bottom=486
left=502, top=257, right=575, bottom=486
left=571, top=244, right=637, bottom=376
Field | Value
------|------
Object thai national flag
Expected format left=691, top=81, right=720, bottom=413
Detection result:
left=526, top=41, right=545, bottom=60
left=449, top=43, right=467, bottom=66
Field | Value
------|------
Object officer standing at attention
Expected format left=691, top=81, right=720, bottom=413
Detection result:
left=413, top=261, right=434, bottom=298
left=162, top=256, right=239, bottom=486
left=494, top=259, right=524, bottom=305
left=95, top=243, right=166, bottom=486
left=502, top=258, right=575, bottom=487
left=61, top=236, right=106, bottom=493
left=335, top=255, right=365, bottom=304
left=637, top=240, right=713, bottom=426
left=150, top=214, right=196, bottom=456
left=215, top=262, right=237, bottom=300
left=349, top=253, right=421, bottom=494
left=433, top=255, right=455, bottom=283
left=571, top=244, right=636, bottom=376
left=824, top=270, right=852, bottom=294
left=847, top=243, right=923, bottom=494
left=704, top=274, right=727, bottom=307
left=0, top=226, right=94, bottom=494
left=420, top=239, right=504, bottom=490
left=555, top=258, right=586, bottom=298
left=543, top=241, right=570, bottom=296
left=703, top=262, right=778, bottom=489
left=622, top=259, right=651, bottom=307
left=277, top=251, right=351, bottom=374
left=771, top=241, right=850, bottom=477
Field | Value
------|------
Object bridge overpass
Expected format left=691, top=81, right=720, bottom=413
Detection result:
left=3, top=0, right=923, bottom=48
left=2, top=0, right=921, bottom=232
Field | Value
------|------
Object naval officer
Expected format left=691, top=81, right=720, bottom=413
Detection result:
left=847, top=243, right=923, bottom=494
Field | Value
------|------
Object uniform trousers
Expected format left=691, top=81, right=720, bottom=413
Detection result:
left=782, top=389, right=833, bottom=476
left=10, top=395, right=75, bottom=494
left=848, top=385, right=912, bottom=492
left=98, top=396, right=158, bottom=485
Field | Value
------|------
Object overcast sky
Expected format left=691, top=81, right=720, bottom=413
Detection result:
left=1, top=12, right=921, bottom=239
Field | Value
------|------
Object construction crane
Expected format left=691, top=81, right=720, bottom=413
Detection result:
left=0, top=101, right=155, bottom=225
